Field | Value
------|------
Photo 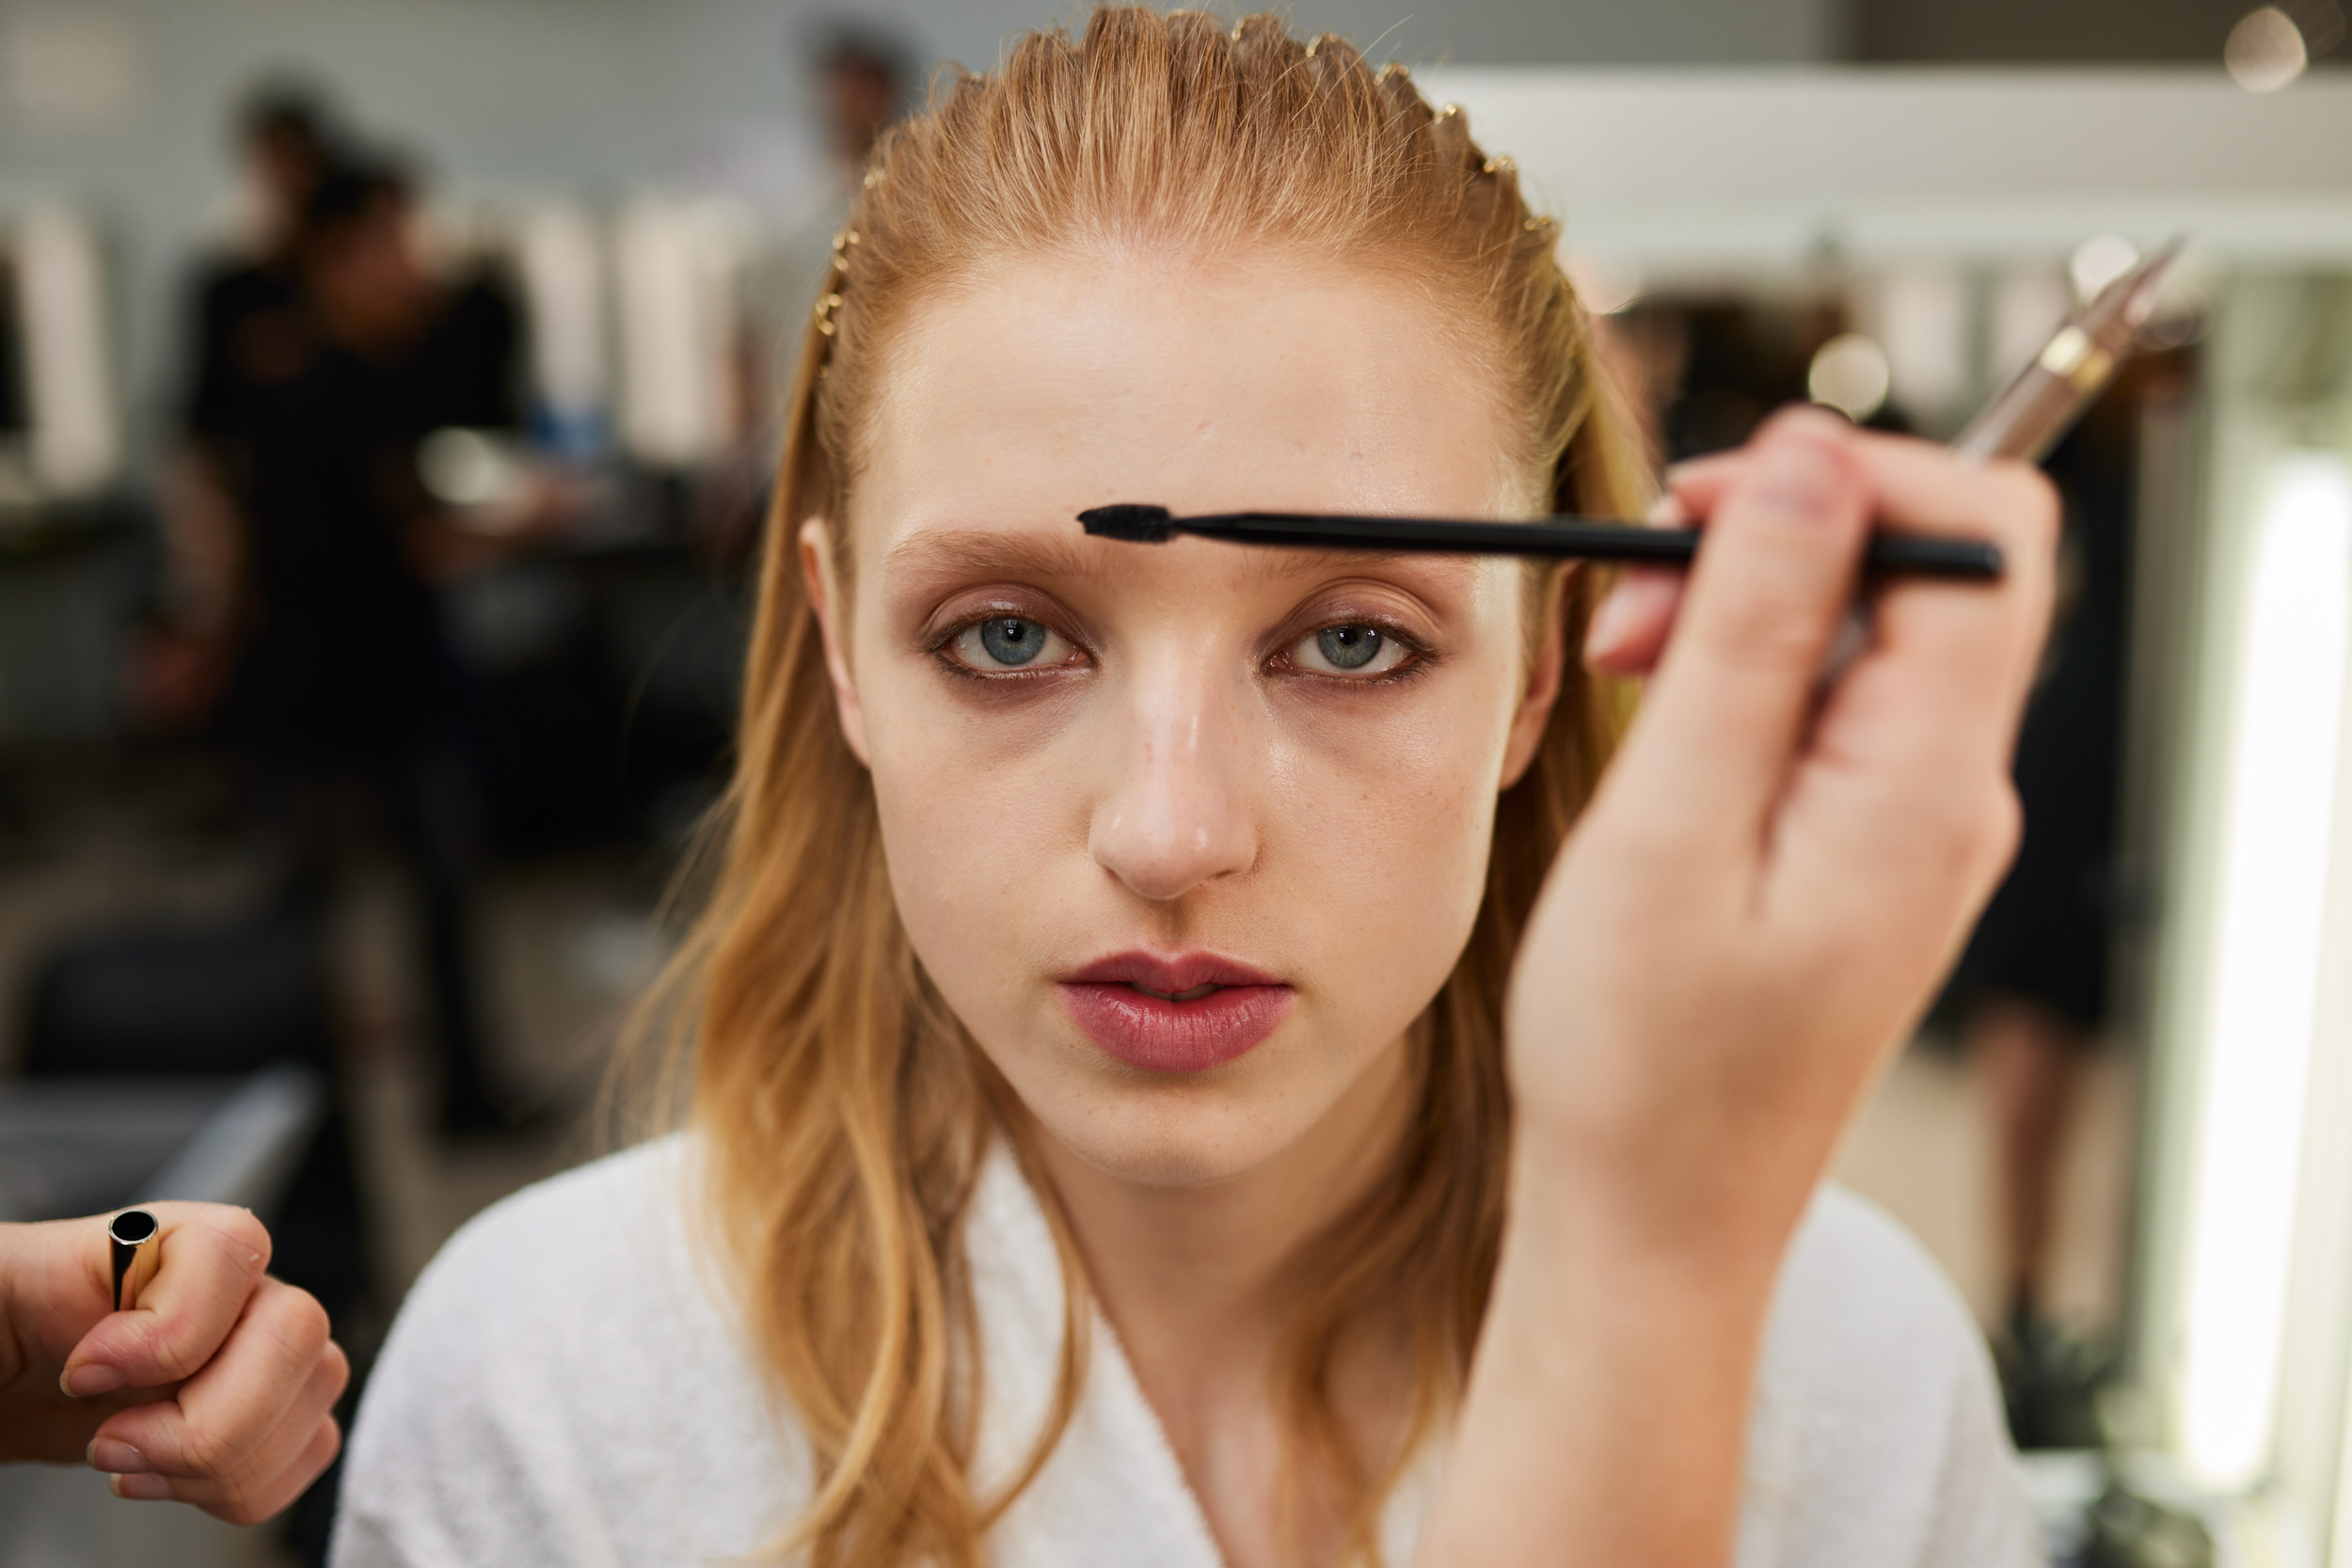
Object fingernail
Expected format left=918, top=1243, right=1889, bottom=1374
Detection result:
left=88, top=1438, right=152, bottom=1475
left=1645, top=492, right=1687, bottom=527
left=1585, top=584, right=1638, bottom=656
left=111, top=1473, right=173, bottom=1502
left=1752, top=430, right=1841, bottom=519
left=63, top=1363, right=125, bottom=1398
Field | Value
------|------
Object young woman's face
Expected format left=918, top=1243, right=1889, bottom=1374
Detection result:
left=812, top=253, right=1563, bottom=1187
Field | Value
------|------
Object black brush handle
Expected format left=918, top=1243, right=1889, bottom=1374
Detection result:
left=1187, top=512, right=2001, bottom=580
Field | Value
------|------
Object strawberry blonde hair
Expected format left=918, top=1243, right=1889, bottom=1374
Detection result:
left=645, top=9, right=1649, bottom=1565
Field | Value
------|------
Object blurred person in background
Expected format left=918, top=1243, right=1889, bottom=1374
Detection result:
left=814, top=22, right=914, bottom=171
left=1944, top=403, right=2137, bottom=1449
left=140, top=81, right=344, bottom=726
left=714, top=23, right=918, bottom=563
left=151, top=146, right=573, bottom=1135
left=229, top=155, right=570, bottom=1134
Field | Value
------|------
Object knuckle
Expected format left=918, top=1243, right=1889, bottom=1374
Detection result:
left=248, top=1276, right=333, bottom=1365
left=135, top=1313, right=207, bottom=1384
left=320, top=1341, right=354, bottom=1403
left=210, top=1480, right=268, bottom=1528
left=178, top=1418, right=235, bottom=1480
left=208, top=1207, right=275, bottom=1277
left=180, top=1207, right=272, bottom=1291
left=275, top=1283, right=333, bottom=1355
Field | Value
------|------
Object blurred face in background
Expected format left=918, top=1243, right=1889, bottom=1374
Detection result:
left=253, top=126, right=325, bottom=221
left=824, top=57, right=898, bottom=164
left=304, top=192, right=432, bottom=349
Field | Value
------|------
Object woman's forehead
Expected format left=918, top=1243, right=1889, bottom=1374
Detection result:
left=847, top=250, right=1529, bottom=561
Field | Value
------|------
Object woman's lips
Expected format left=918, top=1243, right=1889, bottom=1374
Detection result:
left=1057, top=951, right=1294, bottom=1073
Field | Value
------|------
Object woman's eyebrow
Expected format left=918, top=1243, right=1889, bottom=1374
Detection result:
left=880, top=524, right=1481, bottom=597
left=882, top=527, right=1106, bottom=584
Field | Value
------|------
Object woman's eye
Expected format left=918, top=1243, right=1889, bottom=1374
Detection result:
left=947, top=616, right=1074, bottom=672
left=1288, top=624, right=1413, bottom=677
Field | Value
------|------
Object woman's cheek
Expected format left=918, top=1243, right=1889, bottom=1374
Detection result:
left=1262, top=685, right=1507, bottom=998
left=864, top=676, right=1089, bottom=1028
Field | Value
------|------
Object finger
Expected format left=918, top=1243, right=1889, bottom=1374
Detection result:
left=101, top=1344, right=346, bottom=1525
left=1604, top=409, right=1873, bottom=844
left=63, top=1205, right=271, bottom=1397
left=114, top=1414, right=343, bottom=1527
left=1585, top=493, right=1693, bottom=674
left=1659, top=449, right=1749, bottom=510
left=1583, top=568, right=1684, bottom=674
left=93, top=1277, right=333, bottom=1485
left=1819, top=440, right=2058, bottom=770
left=1772, top=444, right=2057, bottom=929
left=1663, top=427, right=2055, bottom=748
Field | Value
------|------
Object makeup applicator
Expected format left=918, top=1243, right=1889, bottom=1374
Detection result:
left=1079, top=242, right=2184, bottom=585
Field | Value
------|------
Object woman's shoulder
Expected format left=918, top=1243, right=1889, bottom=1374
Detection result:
left=400, top=1138, right=702, bottom=1327
left=1741, top=1184, right=2041, bottom=1568
left=333, top=1138, right=804, bottom=1568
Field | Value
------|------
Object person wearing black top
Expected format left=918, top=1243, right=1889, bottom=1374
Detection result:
left=143, top=86, right=341, bottom=723
left=213, top=159, right=566, bottom=1133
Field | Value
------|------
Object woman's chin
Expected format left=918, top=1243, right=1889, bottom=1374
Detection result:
left=1036, top=1111, right=1309, bottom=1189
left=1009, top=1053, right=1342, bottom=1191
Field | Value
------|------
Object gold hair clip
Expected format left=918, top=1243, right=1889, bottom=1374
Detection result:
left=814, top=292, right=844, bottom=336
left=1437, top=103, right=1461, bottom=119
left=1377, top=62, right=1410, bottom=82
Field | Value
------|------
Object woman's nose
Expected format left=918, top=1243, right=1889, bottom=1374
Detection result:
left=1087, top=662, right=1258, bottom=903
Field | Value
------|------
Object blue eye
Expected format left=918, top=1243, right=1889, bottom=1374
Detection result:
left=1289, top=623, right=1411, bottom=676
left=1316, top=626, right=1381, bottom=670
left=980, top=618, right=1045, bottom=665
left=949, top=615, right=1073, bottom=672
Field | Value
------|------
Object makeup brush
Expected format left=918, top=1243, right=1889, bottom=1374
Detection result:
left=1078, top=503, right=2003, bottom=579
left=1078, top=242, right=2185, bottom=583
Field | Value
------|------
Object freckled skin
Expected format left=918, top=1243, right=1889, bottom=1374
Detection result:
left=816, top=250, right=1554, bottom=1190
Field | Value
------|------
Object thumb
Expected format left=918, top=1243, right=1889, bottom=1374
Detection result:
left=61, top=1204, right=272, bottom=1397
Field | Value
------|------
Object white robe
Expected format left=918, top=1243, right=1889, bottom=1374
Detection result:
left=331, top=1137, right=2042, bottom=1567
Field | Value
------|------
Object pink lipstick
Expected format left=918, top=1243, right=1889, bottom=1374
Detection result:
left=1057, top=951, right=1293, bottom=1073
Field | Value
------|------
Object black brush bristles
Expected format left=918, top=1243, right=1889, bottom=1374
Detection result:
left=1077, top=503, right=1176, bottom=542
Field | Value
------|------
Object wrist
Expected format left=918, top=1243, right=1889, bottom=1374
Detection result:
left=1424, top=1138, right=1791, bottom=1568
left=1504, top=1132, right=1804, bottom=1307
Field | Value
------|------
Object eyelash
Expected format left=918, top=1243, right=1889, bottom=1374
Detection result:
left=923, top=611, right=1437, bottom=685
